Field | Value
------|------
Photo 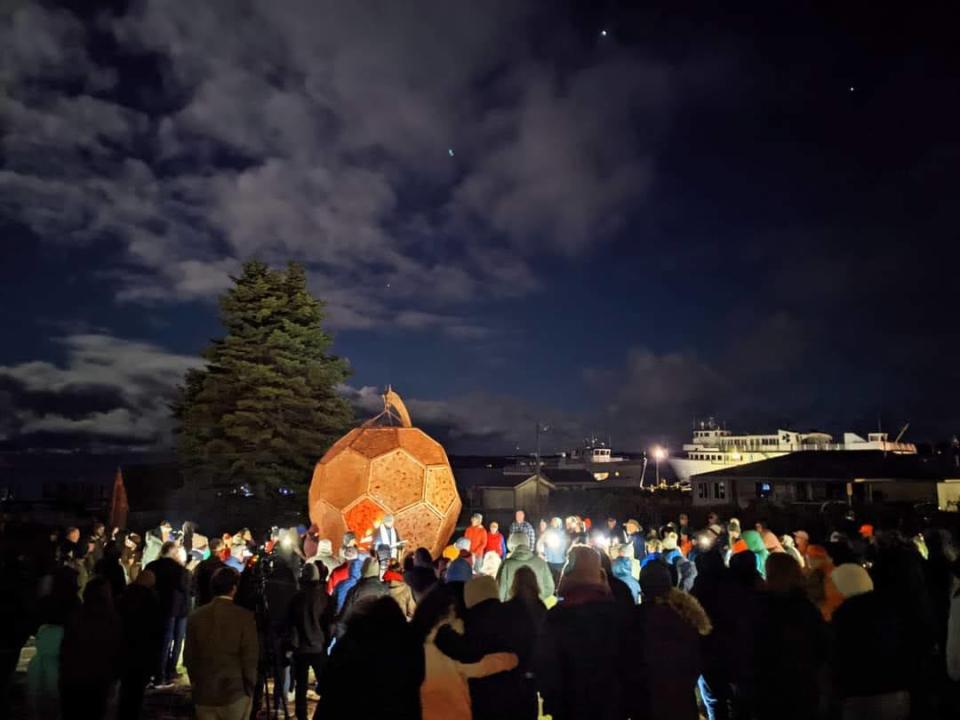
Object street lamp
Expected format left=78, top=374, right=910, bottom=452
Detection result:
left=652, top=446, right=667, bottom=486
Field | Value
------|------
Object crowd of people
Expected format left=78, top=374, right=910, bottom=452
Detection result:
left=2, top=507, right=959, bottom=720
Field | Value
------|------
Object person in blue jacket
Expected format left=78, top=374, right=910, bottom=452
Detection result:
left=611, top=549, right=640, bottom=603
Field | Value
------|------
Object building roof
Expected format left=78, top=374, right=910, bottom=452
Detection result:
left=693, top=450, right=960, bottom=483
left=471, top=471, right=558, bottom=489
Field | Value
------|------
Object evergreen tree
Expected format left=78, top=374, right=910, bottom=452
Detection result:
left=173, top=260, right=353, bottom=497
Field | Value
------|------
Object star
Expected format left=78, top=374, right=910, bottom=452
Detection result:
left=448, top=147, right=455, bottom=157
left=600, top=29, right=608, bottom=37
left=849, top=86, right=855, bottom=92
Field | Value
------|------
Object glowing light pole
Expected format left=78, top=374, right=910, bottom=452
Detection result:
left=652, top=446, right=667, bottom=487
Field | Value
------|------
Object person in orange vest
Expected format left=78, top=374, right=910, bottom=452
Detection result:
left=463, top=513, right=488, bottom=566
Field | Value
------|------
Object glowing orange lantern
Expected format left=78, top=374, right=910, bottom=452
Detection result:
left=308, top=388, right=461, bottom=558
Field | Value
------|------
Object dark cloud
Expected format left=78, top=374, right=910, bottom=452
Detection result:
left=0, top=334, right=201, bottom=451
left=1, top=0, right=674, bottom=334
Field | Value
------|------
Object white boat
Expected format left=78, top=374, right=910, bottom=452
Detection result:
left=668, top=418, right=916, bottom=483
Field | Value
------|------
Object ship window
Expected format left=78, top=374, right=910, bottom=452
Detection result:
left=713, top=482, right=726, bottom=499
left=697, top=483, right=706, bottom=499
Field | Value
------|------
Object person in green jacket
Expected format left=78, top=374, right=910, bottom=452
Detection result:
left=496, top=532, right=556, bottom=602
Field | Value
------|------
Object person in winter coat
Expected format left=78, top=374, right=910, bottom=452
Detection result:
left=140, top=523, right=170, bottom=568
left=287, top=563, right=335, bottom=720
left=484, top=521, right=507, bottom=558
left=59, top=576, right=124, bottom=720
left=543, top=518, right=569, bottom=582
left=830, top=563, right=910, bottom=720
left=534, top=545, right=626, bottom=720
left=145, top=541, right=191, bottom=687
left=338, top=557, right=387, bottom=624
left=752, top=553, right=827, bottom=720
left=624, top=562, right=710, bottom=720
left=313, top=539, right=341, bottom=577
left=661, top=531, right=683, bottom=565
left=781, top=534, right=805, bottom=568
left=740, top=530, right=769, bottom=578
left=611, top=549, right=640, bottom=603
left=93, top=543, right=126, bottom=602
left=453, top=576, right=538, bottom=720
left=383, top=559, right=417, bottom=620
left=318, top=596, right=423, bottom=719
left=478, top=551, right=502, bottom=579
left=302, top=524, right=320, bottom=560
left=26, top=567, right=79, bottom=720
left=505, top=566, right=547, bottom=629
left=192, top=538, right=224, bottom=607
left=415, top=583, right=518, bottom=720
left=497, top=532, right=555, bottom=602
left=327, top=546, right=359, bottom=596
left=116, top=570, right=163, bottom=720
left=691, top=549, right=739, bottom=720
left=641, top=537, right=663, bottom=568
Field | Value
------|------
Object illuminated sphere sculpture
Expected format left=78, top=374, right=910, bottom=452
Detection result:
left=308, top=388, right=461, bottom=558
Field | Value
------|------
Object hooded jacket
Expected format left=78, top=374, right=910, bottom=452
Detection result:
left=624, top=588, right=710, bottom=720
left=496, top=546, right=555, bottom=602
left=611, top=557, right=640, bottom=603
left=334, top=558, right=365, bottom=613
left=339, top=558, right=387, bottom=621
left=288, top=580, right=335, bottom=654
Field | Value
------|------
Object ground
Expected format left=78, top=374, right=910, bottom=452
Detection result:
left=12, top=638, right=317, bottom=719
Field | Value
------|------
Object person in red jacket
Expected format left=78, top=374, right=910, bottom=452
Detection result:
left=484, top=521, right=507, bottom=558
left=463, top=513, right=488, bottom=565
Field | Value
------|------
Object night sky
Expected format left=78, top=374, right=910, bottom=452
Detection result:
left=1, top=1, right=958, bottom=456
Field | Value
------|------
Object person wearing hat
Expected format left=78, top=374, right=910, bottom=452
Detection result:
left=338, top=557, right=387, bottom=626
left=623, top=562, right=710, bottom=720
left=496, top=532, right=555, bottom=603
left=625, top=518, right=645, bottom=560
left=457, top=576, right=538, bottom=720
left=288, top=563, right=334, bottom=720
left=752, top=554, right=827, bottom=720
left=445, top=557, right=474, bottom=584
left=535, top=547, right=626, bottom=720
left=830, top=563, right=909, bottom=719
left=419, top=584, right=518, bottom=720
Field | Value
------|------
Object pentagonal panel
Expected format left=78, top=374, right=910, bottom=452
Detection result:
left=397, top=428, right=447, bottom=466
left=350, top=427, right=399, bottom=459
left=424, top=465, right=457, bottom=515
left=343, top=496, right=388, bottom=540
left=320, top=428, right=362, bottom=463
left=369, top=449, right=425, bottom=511
left=437, top=505, right=460, bottom=554
left=396, top=504, right=442, bottom=553
left=316, top=448, right=370, bottom=509
left=311, top=499, right=346, bottom=545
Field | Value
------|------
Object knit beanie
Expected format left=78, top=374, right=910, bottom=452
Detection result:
left=639, top=561, right=673, bottom=600
left=559, top=546, right=606, bottom=590
left=445, top=558, right=473, bottom=583
left=830, top=563, right=873, bottom=599
left=464, top=576, right=500, bottom=609
left=361, top=557, right=381, bottom=579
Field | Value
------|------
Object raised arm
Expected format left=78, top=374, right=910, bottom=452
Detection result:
left=458, top=651, right=518, bottom=679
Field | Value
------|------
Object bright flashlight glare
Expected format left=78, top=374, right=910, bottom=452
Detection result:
left=546, top=531, right=562, bottom=549
left=281, top=536, right=293, bottom=549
